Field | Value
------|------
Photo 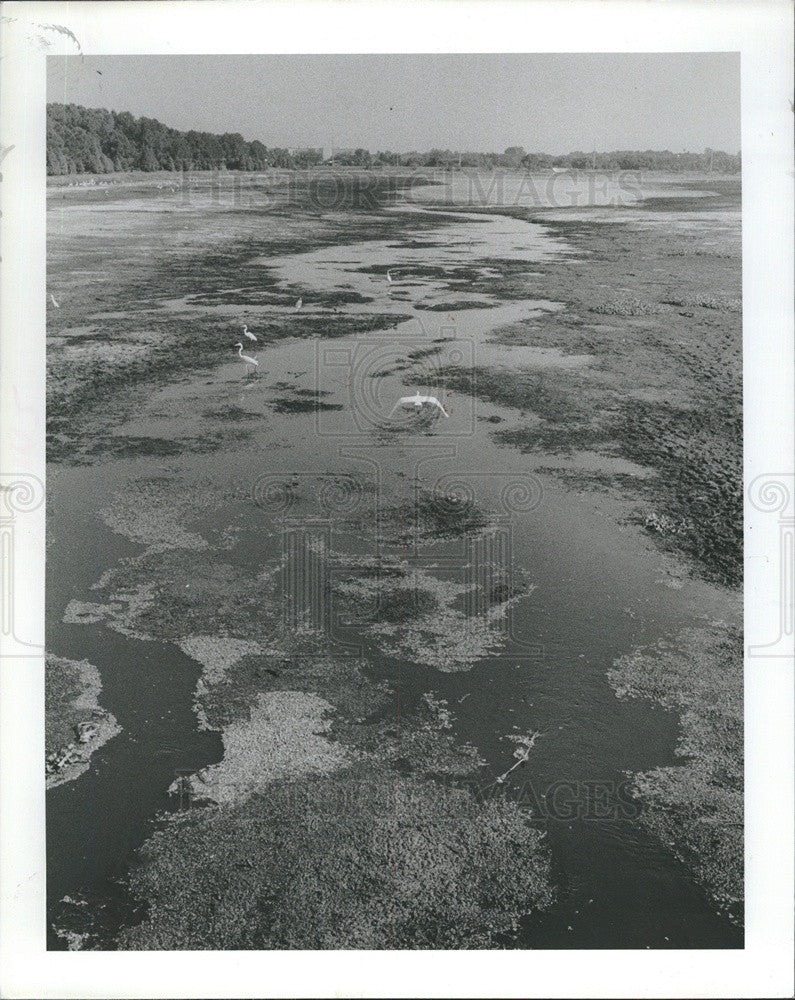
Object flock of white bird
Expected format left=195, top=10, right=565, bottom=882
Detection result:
left=233, top=270, right=448, bottom=416
left=49, top=267, right=448, bottom=419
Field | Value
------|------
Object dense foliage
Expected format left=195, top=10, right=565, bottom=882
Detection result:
left=47, top=103, right=741, bottom=175
left=47, top=103, right=274, bottom=174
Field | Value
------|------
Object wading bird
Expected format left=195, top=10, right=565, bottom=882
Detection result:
left=388, top=391, right=449, bottom=418
left=241, top=324, right=257, bottom=341
left=295, top=298, right=303, bottom=311
left=234, top=342, right=259, bottom=372
left=50, top=293, right=60, bottom=308
left=386, top=270, right=394, bottom=284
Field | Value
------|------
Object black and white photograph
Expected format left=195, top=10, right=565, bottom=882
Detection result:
left=0, top=1, right=793, bottom=997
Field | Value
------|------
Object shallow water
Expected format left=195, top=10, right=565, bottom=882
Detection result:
left=405, top=169, right=717, bottom=211
left=46, top=182, right=742, bottom=948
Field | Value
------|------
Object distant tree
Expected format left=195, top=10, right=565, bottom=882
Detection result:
left=45, top=104, right=742, bottom=178
left=501, top=146, right=525, bottom=167
left=352, top=148, right=372, bottom=167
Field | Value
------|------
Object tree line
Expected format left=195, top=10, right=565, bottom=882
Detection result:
left=47, top=103, right=278, bottom=174
left=47, top=103, right=741, bottom=175
left=378, top=146, right=740, bottom=172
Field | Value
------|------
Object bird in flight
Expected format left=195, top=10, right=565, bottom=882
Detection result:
left=241, top=324, right=257, bottom=341
left=388, top=392, right=449, bottom=418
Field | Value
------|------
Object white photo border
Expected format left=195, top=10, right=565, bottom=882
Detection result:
left=1, top=1, right=792, bottom=997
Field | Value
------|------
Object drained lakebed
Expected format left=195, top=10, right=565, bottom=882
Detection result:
left=46, top=169, right=743, bottom=949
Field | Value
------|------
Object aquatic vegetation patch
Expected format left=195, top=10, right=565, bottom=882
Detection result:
left=173, top=691, right=350, bottom=806
left=45, top=653, right=121, bottom=788
left=334, top=565, right=532, bottom=673
left=395, top=721, right=485, bottom=777
left=387, top=693, right=485, bottom=777
left=330, top=691, right=484, bottom=779
left=100, top=481, right=210, bottom=551
left=119, top=768, right=553, bottom=949
left=63, top=582, right=156, bottom=641
left=45, top=653, right=103, bottom=753
left=192, top=651, right=289, bottom=730
left=333, top=571, right=441, bottom=626
left=269, top=396, right=344, bottom=414
left=374, top=602, right=521, bottom=673
left=178, top=635, right=263, bottom=686
left=442, top=349, right=741, bottom=586
left=379, top=487, right=491, bottom=545
left=198, top=653, right=392, bottom=733
left=79, top=545, right=281, bottom=646
left=661, top=295, right=742, bottom=313
left=608, top=623, right=742, bottom=918
left=404, top=345, right=442, bottom=362
left=618, top=398, right=742, bottom=588
left=496, top=422, right=608, bottom=456
left=436, top=364, right=591, bottom=424
left=414, top=299, right=494, bottom=311
left=487, top=318, right=598, bottom=355
left=532, top=466, right=648, bottom=494
left=195, top=286, right=376, bottom=309
left=267, top=312, right=412, bottom=342
left=88, top=430, right=255, bottom=462
left=62, top=599, right=117, bottom=626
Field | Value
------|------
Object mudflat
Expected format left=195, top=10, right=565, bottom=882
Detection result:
left=46, top=169, right=742, bottom=950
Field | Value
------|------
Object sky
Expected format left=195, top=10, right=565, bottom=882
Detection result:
left=47, top=52, right=741, bottom=154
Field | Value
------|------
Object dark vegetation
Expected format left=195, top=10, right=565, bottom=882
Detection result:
left=118, top=769, right=553, bottom=949
left=409, top=488, right=491, bottom=541
left=45, top=654, right=85, bottom=754
left=414, top=299, right=494, bottom=311
left=47, top=103, right=741, bottom=176
left=269, top=396, right=344, bottom=414
left=608, top=623, right=743, bottom=919
left=48, top=103, right=273, bottom=174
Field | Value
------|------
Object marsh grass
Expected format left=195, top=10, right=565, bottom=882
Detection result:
left=589, top=297, right=662, bottom=316
left=414, top=299, right=494, bottom=311
left=608, top=623, right=743, bottom=917
left=45, top=654, right=88, bottom=754
left=269, top=396, right=343, bottom=414
left=118, top=769, right=552, bottom=950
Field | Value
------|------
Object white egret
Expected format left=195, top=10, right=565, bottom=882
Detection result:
left=295, top=298, right=303, bottom=311
left=388, top=391, right=449, bottom=418
left=386, top=270, right=394, bottom=284
left=50, top=293, right=60, bottom=308
left=234, top=342, right=259, bottom=371
left=241, top=324, right=257, bottom=341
